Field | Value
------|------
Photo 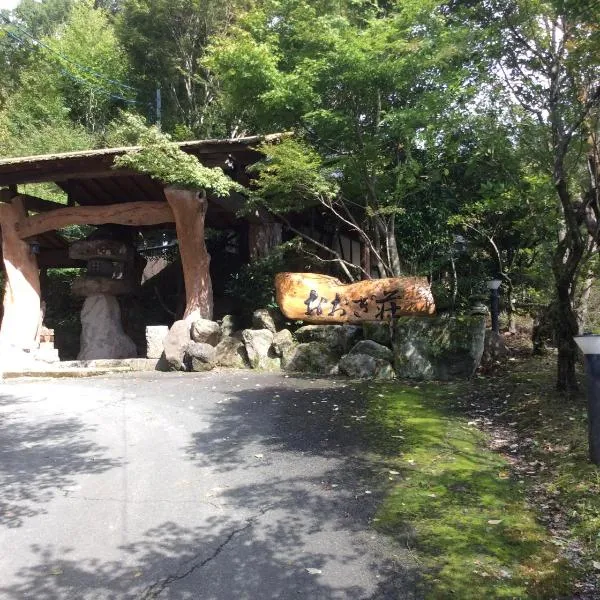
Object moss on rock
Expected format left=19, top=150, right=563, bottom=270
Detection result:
left=393, top=315, right=486, bottom=380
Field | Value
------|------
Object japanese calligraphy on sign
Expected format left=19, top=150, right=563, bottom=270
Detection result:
left=275, top=272, right=436, bottom=323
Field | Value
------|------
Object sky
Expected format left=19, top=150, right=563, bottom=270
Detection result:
left=0, top=0, right=20, bottom=9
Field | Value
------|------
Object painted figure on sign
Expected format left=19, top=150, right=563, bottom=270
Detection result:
left=304, top=289, right=328, bottom=316
left=328, top=293, right=347, bottom=317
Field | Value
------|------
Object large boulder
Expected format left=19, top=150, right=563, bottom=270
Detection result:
left=347, top=339, right=393, bottom=362
left=215, top=335, right=250, bottom=369
left=272, top=329, right=297, bottom=368
left=362, top=322, right=393, bottom=348
left=242, top=328, right=279, bottom=370
left=185, top=341, right=216, bottom=372
left=162, top=319, right=192, bottom=371
left=295, top=324, right=361, bottom=354
left=284, top=342, right=339, bottom=374
left=78, top=294, right=137, bottom=361
left=393, top=315, right=486, bottom=380
left=339, top=353, right=395, bottom=380
left=191, top=319, right=222, bottom=346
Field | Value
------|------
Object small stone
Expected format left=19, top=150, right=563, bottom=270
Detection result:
left=284, top=342, right=339, bottom=374
left=347, top=340, right=393, bottom=362
left=362, top=322, right=393, bottom=347
left=214, top=336, right=250, bottom=369
left=338, top=353, right=395, bottom=380
left=295, top=324, right=361, bottom=354
left=220, top=314, right=237, bottom=337
left=161, top=319, right=191, bottom=371
left=272, top=329, right=297, bottom=367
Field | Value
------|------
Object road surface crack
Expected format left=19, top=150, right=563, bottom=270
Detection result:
left=136, top=506, right=271, bottom=599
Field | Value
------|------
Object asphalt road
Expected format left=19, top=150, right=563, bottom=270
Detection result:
left=0, top=370, right=418, bottom=599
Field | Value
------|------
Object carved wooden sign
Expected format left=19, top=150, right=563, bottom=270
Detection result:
left=275, top=272, right=435, bottom=323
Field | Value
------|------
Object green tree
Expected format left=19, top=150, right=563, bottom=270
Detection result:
left=117, top=0, right=248, bottom=136
left=208, top=0, right=476, bottom=279
left=47, top=0, right=132, bottom=133
left=457, top=0, right=600, bottom=391
left=14, top=0, right=75, bottom=38
left=0, top=0, right=132, bottom=156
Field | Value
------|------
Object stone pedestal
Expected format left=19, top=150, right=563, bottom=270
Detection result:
left=78, top=295, right=137, bottom=360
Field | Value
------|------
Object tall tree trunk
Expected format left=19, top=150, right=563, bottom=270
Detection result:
left=386, top=214, right=403, bottom=277
left=360, top=241, right=371, bottom=279
left=577, top=269, right=595, bottom=332
left=248, top=221, right=282, bottom=260
left=552, top=185, right=584, bottom=392
left=555, top=280, right=580, bottom=391
left=371, top=219, right=387, bottom=277
left=504, top=275, right=517, bottom=334
left=0, top=200, right=41, bottom=350
left=164, top=187, right=213, bottom=320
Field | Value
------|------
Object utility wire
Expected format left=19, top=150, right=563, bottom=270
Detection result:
left=1, top=16, right=140, bottom=94
left=3, top=27, right=154, bottom=112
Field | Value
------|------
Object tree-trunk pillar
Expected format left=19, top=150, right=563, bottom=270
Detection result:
left=164, top=187, right=213, bottom=320
left=248, top=221, right=282, bottom=260
left=0, top=201, right=41, bottom=349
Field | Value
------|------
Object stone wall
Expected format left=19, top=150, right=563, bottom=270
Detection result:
left=156, top=310, right=486, bottom=381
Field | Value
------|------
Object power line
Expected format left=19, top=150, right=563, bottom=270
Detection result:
left=1, top=16, right=140, bottom=94
left=3, top=28, right=153, bottom=110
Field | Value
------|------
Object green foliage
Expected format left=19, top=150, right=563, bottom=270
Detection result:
left=48, top=0, right=130, bottom=132
left=113, top=114, right=241, bottom=195
left=116, top=0, right=244, bottom=136
left=225, top=239, right=310, bottom=318
left=15, top=0, right=75, bottom=38
left=0, top=0, right=128, bottom=156
left=206, top=0, right=483, bottom=276
left=248, top=138, right=337, bottom=212
left=42, top=268, right=85, bottom=360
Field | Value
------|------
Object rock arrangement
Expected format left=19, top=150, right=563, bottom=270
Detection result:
left=158, top=309, right=486, bottom=380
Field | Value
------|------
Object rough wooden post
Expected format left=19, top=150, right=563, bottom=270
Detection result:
left=248, top=221, right=282, bottom=260
left=164, top=187, right=213, bottom=320
left=0, top=201, right=41, bottom=349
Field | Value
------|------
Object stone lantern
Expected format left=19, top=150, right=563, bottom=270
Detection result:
left=69, top=231, right=137, bottom=360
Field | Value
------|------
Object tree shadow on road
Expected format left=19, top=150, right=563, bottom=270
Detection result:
left=184, top=378, right=390, bottom=470
left=0, top=392, right=121, bottom=528
left=0, top=513, right=414, bottom=599
left=0, top=375, right=419, bottom=599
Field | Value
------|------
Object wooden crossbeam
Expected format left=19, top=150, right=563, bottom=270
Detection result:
left=16, top=200, right=175, bottom=240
